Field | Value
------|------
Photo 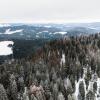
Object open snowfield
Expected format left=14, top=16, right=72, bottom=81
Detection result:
left=0, top=41, right=14, bottom=55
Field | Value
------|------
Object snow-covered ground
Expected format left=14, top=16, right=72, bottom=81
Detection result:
left=44, top=25, right=51, bottom=28
left=0, top=29, right=23, bottom=35
left=53, top=32, right=67, bottom=35
left=0, top=41, right=14, bottom=55
left=74, top=67, right=100, bottom=100
left=60, top=53, right=65, bottom=66
left=0, top=24, right=10, bottom=27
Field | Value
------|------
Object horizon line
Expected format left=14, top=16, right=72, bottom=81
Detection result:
left=0, top=19, right=100, bottom=24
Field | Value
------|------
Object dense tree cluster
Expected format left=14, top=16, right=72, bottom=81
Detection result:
left=1, top=33, right=100, bottom=100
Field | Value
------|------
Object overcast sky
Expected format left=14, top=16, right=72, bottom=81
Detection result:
left=0, top=0, right=100, bottom=23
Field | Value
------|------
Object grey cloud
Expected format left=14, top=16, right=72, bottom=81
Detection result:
left=0, top=0, right=100, bottom=23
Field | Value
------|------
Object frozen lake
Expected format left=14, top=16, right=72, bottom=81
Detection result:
left=0, top=41, right=14, bottom=56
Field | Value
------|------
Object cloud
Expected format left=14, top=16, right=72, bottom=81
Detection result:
left=0, top=0, right=100, bottom=23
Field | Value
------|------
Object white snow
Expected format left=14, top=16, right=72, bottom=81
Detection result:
left=88, top=27, right=97, bottom=30
left=37, top=31, right=48, bottom=34
left=60, top=53, right=65, bottom=66
left=44, top=25, right=51, bottom=28
left=75, top=78, right=82, bottom=99
left=74, top=78, right=87, bottom=99
left=0, top=24, right=10, bottom=27
left=0, top=29, right=23, bottom=35
left=37, top=32, right=42, bottom=34
left=36, top=35, right=39, bottom=38
left=49, top=32, right=53, bottom=35
left=0, top=41, right=14, bottom=55
left=88, top=81, right=94, bottom=91
left=74, top=68, right=87, bottom=100
left=96, top=78, right=100, bottom=100
left=53, top=32, right=67, bottom=35
left=74, top=66, right=100, bottom=100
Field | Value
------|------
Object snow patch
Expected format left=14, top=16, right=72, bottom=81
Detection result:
left=53, top=32, right=67, bottom=35
left=37, top=31, right=48, bottom=34
left=36, top=35, right=39, bottom=38
left=0, top=24, right=10, bottom=27
left=0, top=41, right=14, bottom=55
left=44, top=25, right=51, bottom=28
left=0, top=29, right=23, bottom=35
left=74, top=68, right=87, bottom=99
left=60, top=54, right=65, bottom=66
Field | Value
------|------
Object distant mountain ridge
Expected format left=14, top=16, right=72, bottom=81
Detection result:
left=0, top=22, right=100, bottom=40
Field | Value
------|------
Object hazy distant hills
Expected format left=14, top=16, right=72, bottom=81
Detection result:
left=0, top=22, right=100, bottom=60
left=0, top=22, right=100, bottom=40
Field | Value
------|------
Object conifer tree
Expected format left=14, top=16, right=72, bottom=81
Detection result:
left=0, top=84, right=8, bottom=100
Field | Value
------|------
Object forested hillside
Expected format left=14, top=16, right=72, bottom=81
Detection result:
left=1, top=33, right=100, bottom=100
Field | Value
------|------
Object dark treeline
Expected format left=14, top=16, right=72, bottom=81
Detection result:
left=1, top=33, right=100, bottom=100
left=13, top=39, right=52, bottom=59
left=0, top=38, right=49, bottom=64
